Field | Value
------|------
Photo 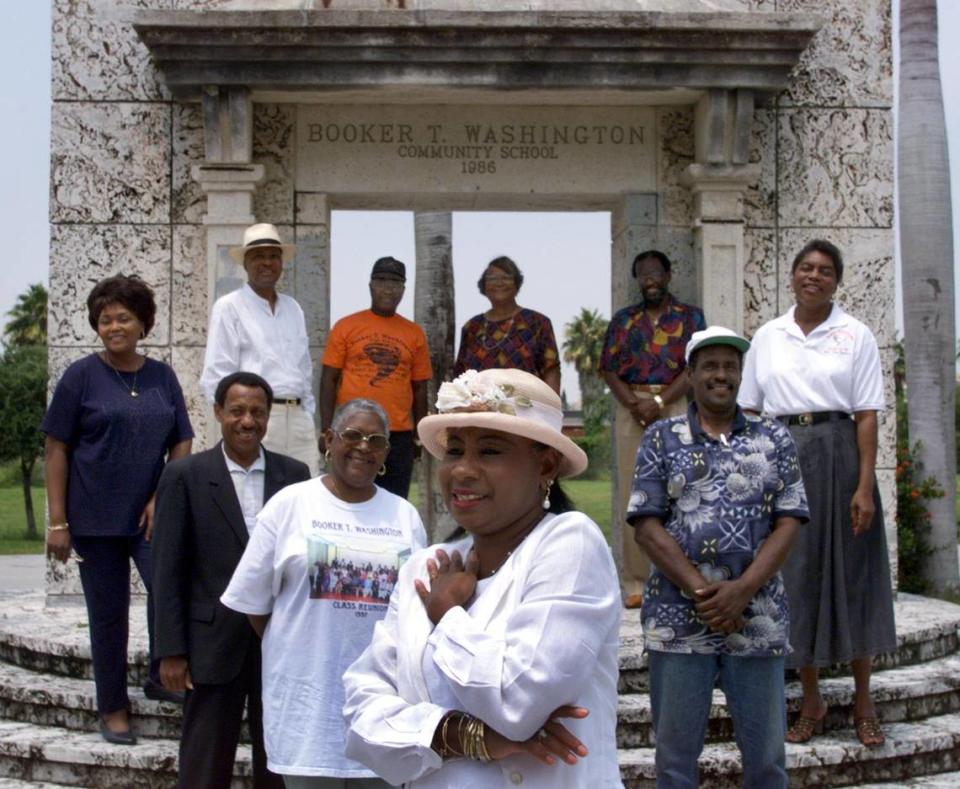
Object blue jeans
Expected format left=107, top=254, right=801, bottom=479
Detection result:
left=648, top=651, right=787, bottom=789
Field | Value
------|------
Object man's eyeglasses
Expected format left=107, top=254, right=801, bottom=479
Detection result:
left=336, top=428, right=390, bottom=451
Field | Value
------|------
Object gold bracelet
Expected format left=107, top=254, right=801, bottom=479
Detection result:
left=47, top=523, right=69, bottom=532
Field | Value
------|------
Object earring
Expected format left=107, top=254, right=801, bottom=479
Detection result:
left=378, top=464, right=387, bottom=476
left=324, top=449, right=331, bottom=462
left=542, top=478, right=554, bottom=509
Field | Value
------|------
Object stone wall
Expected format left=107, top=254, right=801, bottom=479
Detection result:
left=49, top=0, right=896, bottom=579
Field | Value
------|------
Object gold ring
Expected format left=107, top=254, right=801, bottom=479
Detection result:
left=537, top=728, right=548, bottom=740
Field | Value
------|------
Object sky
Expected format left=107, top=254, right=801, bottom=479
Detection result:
left=2, top=2, right=958, bottom=405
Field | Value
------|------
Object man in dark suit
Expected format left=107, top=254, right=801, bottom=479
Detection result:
left=153, top=371, right=311, bottom=789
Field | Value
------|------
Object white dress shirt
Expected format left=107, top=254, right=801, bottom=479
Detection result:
left=222, top=443, right=266, bottom=533
left=200, top=284, right=316, bottom=415
left=342, top=511, right=624, bottom=788
left=738, top=303, right=885, bottom=417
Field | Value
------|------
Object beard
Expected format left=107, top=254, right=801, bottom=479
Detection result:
left=643, top=286, right=668, bottom=306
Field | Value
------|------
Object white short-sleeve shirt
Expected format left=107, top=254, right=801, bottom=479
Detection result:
left=221, top=478, right=428, bottom=778
left=738, top=303, right=885, bottom=417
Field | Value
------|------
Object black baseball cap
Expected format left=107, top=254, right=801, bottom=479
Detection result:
left=371, top=257, right=406, bottom=281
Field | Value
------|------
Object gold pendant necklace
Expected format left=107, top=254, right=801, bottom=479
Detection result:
left=103, top=354, right=140, bottom=397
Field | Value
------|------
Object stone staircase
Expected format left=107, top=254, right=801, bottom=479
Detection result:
left=0, top=592, right=957, bottom=787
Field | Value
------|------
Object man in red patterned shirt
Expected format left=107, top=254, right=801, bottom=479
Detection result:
left=600, top=250, right=706, bottom=608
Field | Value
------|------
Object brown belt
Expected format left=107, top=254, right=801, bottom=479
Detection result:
left=630, top=384, right=665, bottom=394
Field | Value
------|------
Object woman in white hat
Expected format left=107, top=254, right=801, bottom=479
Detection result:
left=343, top=369, right=623, bottom=788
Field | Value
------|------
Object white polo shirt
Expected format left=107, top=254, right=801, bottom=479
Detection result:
left=738, top=303, right=885, bottom=417
left=200, top=284, right=316, bottom=414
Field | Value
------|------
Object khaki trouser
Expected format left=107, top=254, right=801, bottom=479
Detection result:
left=616, top=388, right=687, bottom=598
left=264, top=403, right=321, bottom=477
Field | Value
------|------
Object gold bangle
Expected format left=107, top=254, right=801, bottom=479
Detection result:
left=47, top=523, right=69, bottom=532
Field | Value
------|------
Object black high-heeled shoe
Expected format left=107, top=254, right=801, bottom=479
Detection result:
left=99, top=717, right=137, bottom=746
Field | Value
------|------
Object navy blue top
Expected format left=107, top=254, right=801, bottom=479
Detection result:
left=41, top=354, right=194, bottom=537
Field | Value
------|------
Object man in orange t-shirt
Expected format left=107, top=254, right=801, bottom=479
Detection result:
left=319, top=257, right=432, bottom=498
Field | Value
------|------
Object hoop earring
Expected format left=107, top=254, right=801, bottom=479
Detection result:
left=542, top=478, right=554, bottom=509
left=378, top=464, right=387, bottom=477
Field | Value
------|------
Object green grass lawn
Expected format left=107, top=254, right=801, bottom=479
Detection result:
left=0, top=486, right=45, bottom=555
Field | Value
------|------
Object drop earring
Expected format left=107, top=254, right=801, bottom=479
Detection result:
left=542, top=478, right=554, bottom=509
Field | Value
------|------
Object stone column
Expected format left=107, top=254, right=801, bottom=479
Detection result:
left=295, top=194, right=332, bottom=437
left=609, top=194, right=657, bottom=579
left=680, top=90, right=760, bottom=332
left=191, top=86, right=264, bottom=447
left=413, top=211, right=456, bottom=542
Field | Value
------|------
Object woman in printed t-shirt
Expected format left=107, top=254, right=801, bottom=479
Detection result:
left=738, top=239, right=895, bottom=748
left=222, top=398, right=427, bottom=788
left=342, top=369, right=622, bottom=788
left=453, top=256, right=561, bottom=394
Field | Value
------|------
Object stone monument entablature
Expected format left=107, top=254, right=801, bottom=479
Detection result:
left=49, top=0, right=896, bottom=593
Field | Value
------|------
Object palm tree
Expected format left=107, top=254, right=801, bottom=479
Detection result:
left=562, top=307, right=608, bottom=409
left=4, top=284, right=47, bottom=347
left=899, top=0, right=958, bottom=595
left=413, top=211, right=456, bottom=541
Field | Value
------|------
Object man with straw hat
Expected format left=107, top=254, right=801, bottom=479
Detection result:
left=200, top=223, right=320, bottom=475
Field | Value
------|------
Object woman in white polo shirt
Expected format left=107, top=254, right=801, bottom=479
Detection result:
left=739, top=239, right=895, bottom=749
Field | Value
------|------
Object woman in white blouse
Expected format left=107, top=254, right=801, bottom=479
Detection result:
left=738, top=239, right=895, bottom=748
left=343, top=369, right=623, bottom=788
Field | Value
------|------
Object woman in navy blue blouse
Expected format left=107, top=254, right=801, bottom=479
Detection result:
left=43, top=274, right=193, bottom=745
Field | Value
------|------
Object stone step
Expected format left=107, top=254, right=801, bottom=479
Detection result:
left=617, top=652, right=960, bottom=748
left=0, top=779, right=72, bottom=788
left=0, top=594, right=150, bottom=686
left=0, top=720, right=252, bottom=789
left=617, top=711, right=960, bottom=788
left=617, top=593, right=960, bottom=692
left=0, top=660, right=184, bottom=740
left=1, top=592, right=957, bottom=688
left=853, top=772, right=960, bottom=787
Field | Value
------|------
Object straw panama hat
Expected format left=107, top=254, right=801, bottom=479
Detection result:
left=417, top=369, right=588, bottom=478
left=228, top=223, right=297, bottom=264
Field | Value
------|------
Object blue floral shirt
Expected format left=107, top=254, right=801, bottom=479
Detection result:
left=627, top=404, right=809, bottom=656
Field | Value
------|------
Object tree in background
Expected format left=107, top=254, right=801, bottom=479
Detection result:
left=3, top=284, right=47, bottom=347
left=0, top=283, right=49, bottom=539
left=0, top=345, right=47, bottom=538
left=563, top=308, right=610, bottom=478
left=899, top=0, right=958, bottom=596
left=562, top=307, right=607, bottom=408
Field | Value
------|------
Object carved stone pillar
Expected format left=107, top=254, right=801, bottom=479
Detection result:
left=191, top=86, right=265, bottom=447
left=413, top=211, right=456, bottom=542
left=609, top=194, right=657, bottom=580
left=681, top=89, right=760, bottom=333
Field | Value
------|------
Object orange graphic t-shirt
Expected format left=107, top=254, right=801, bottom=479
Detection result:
left=322, top=310, right=433, bottom=431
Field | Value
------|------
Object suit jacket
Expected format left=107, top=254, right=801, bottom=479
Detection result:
left=152, top=443, right=311, bottom=685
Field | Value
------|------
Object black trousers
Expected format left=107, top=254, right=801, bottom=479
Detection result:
left=177, top=645, right=281, bottom=789
left=72, top=534, right=161, bottom=714
left=379, top=429, right=414, bottom=499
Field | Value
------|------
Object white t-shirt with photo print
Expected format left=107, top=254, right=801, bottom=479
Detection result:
left=222, top=477, right=428, bottom=778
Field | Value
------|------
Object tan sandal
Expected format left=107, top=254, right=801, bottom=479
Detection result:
left=855, top=717, right=885, bottom=747
left=785, top=710, right=826, bottom=743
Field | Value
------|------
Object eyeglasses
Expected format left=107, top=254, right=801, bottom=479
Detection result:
left=371, top=278, right=405, bottom=291
left=336, top=428, right=390, bottom=451
left=483, top=276, right=515, bottom=285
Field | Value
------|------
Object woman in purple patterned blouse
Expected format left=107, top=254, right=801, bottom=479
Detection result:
left=453, top=256, right=561, bottom=394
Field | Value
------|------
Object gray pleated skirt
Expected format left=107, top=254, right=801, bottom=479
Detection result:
left=782, top=417, right=897, bottom=670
